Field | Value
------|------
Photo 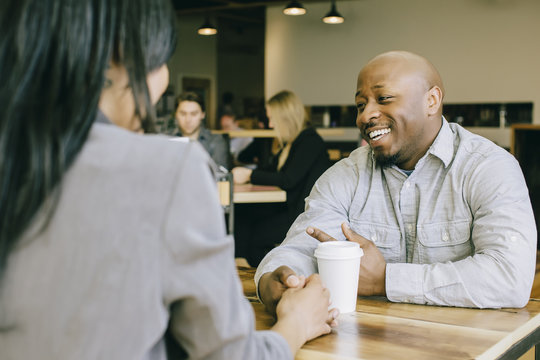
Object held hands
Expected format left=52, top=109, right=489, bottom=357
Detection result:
left=271, top=274, right=339, bottom=355
left=259, top=266, right=303, bottom=316
left=307, top=223, right=387, bottom=296
left=231, top=167, right=252, bottom=184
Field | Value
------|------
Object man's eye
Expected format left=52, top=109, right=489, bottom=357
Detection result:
left=356, top=103, right=365, bottom=111
left=379, top=96, right=392, bottom=102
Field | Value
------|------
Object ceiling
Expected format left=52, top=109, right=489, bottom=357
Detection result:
left=172, top=0, right=357, bottom=30
left=172, top=0, right=333, bottom=15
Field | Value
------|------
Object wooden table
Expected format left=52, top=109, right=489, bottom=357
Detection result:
left=237, top=267, right=540, bottom=360
left=233, top=184, right=286, bottom=204
left=213, top=128, right=348, bottom=138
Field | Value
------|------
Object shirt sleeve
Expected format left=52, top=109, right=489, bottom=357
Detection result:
left=161, top=142, right=292, bottom=359
left=255, top=157, right=359, bottom=297
left=386, top=150, right=537, bottom=308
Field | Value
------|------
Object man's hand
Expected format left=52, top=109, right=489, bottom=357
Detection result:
left=307, top=222, right=387, bottom=296
left=258, top=266, right=305, bottom=316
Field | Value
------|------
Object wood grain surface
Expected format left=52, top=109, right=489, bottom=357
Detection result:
left=237, top=256, right=540, bottom=360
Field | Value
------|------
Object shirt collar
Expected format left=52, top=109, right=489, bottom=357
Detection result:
left=198, top=126, right=211, bottom=140
left=95, top=109, right=112, bottom=124
left=426, top=116, right=454, bottom=168
left=176, top=126, right=207, bottom=139
left=370, top=116, right=454, bottom=170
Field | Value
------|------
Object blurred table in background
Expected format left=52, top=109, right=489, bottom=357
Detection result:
left=234, top=184, right=286, bottom=204
left=213, top=128, right=349, bottom=139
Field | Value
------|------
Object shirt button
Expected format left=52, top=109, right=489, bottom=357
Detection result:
left=407, top=224, right=413, bottom=232
left=372, top=234, right=377, bottom=241
left=405, top=181, right=411, bottom=188
left=510, top=236, right=517, bottom=242
left=442, top=232, right=449, bottom=241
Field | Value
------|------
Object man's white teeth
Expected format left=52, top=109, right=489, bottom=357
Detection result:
left=369, top=128, right=391, bottom=140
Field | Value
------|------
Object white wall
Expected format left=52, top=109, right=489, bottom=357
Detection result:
left=168, top=15, right=218, bottom=126
left=266, top=0, right=540, bottom=124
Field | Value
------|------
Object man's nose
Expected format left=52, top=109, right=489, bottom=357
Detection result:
left=356, top=101, right=381, bottom=127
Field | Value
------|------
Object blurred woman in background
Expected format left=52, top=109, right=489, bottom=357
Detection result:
left=232, top=90, right=331, bottom=266
left=0, top=1, right=337, bottom=358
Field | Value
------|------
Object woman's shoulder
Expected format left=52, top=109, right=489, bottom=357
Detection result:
left=295, top=127, right=324, bottom=144
left=301, top=126, right=318, bottom=136
left=87, top=123, right=211, bottom=179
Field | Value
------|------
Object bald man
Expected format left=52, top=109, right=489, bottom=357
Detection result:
left=255, top=51, right=536, bottom=311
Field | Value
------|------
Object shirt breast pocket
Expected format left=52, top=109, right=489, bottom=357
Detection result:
left=350, top=221, right=401, bottom=263
left=417, top=220, right=473, bottom=264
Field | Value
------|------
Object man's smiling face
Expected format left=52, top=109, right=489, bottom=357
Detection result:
left=355, top=53, right=442, bottom=170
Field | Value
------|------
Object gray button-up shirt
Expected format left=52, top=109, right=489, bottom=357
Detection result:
left=255, top=119, right=537, bottom=308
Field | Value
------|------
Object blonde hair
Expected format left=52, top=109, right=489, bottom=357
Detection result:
left=267, top=90, right=307, bottom=144
left=266, top=91, right=307, bottom=169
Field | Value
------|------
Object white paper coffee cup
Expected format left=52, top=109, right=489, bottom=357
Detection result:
left=314, top=241, right=363, bottom=313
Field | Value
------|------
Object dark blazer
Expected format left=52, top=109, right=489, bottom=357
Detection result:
left=250, top=127, right=331, bottom=222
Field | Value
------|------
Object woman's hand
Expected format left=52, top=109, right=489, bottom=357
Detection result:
left=232, top=167, right=252, bottom=184
left=271, top=274, right=339, bottom=355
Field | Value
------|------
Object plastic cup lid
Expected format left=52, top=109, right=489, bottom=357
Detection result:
left=314, top=241, right=364, bottom=260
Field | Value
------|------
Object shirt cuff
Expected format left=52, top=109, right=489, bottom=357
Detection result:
left=385, top=263, right=425, bottom=304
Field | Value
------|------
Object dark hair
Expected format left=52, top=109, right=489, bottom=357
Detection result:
left=222, top=91, right=234, bottom=104
left=176, top=92, right=206, bottom=113
left=221, top=110, right=236, bottom=118
left=0, top=0, right=176, bottom=280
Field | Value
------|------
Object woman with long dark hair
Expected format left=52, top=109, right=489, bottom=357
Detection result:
left=0, top=0, right=337, bottom=358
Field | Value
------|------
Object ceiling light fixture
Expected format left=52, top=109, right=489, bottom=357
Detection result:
left=283, top=1, right=306, bottom=16
left=197, top=17, right=218, bottom=35
left=322, top=0, right=344, bottom=24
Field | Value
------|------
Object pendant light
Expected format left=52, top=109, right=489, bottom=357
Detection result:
left=283, top=1, right=306, bottom=16
left=322, top=0, right=344, bottom=24
left=198, top=16, right=218, bottom=35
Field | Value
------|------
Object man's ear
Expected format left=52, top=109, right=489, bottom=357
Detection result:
left=426, top=86, right=443, bottom=116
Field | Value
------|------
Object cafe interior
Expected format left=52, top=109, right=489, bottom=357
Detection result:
left=5, top=0, right=540, bottom=358
left=168, top=0, right=540, bottom=358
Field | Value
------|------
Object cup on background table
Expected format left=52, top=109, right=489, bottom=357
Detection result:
left=314, top=241, right=363, bottom=313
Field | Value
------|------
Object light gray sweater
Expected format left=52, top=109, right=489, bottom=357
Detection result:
left=0, top=123, right=290, bottom=359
